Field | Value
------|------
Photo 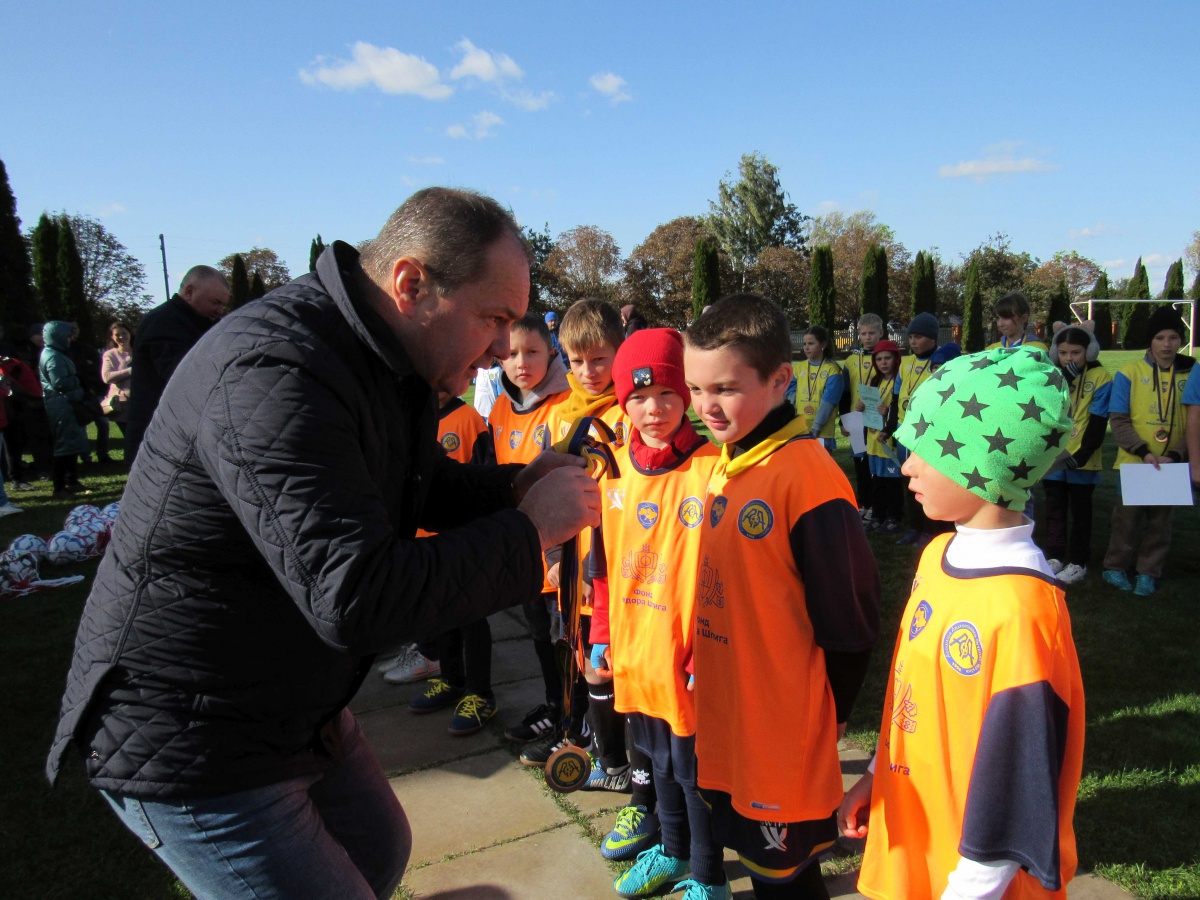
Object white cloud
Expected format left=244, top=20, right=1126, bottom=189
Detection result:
left=1102, top=259, right=1127, bottom=272
left=590, top=72, right=631, bottom=103
left=450, top=39, right=523, bottom=82
left=299, top=42, right=452, bottom=99
left=1142, top=253, right=1174, bottom=267
left=405, top=156, right=445, bottom=165
left=504, top=88, right=555, bottom=111
left=447, top=111, right=504, bottom=140
left=818, top=200, right=839, bottom=213
left=94, top=203, right=126, bottom=218
left=937, top=148, right=1055, bottom=182
left=1069, top=223, right=1117, bottom=240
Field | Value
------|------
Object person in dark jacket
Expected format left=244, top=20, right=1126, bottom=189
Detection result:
left=123, top=265, right=228, bottom=462
left=47, top=188, right=600, bottom=900
left=39, top=321, right=90, bottom=498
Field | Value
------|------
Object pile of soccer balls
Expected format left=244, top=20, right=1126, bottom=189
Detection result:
left=0, top=503, right=119, bottom=598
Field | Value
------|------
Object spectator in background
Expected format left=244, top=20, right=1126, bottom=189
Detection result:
left=125, top=265, right=228, bottom=462
left=0, top=350, right=39, bottom=514
left=68, top=320, right=112, bottom=464
left=102, top=322, right=133, bottom=436
left=621, top=303, right=647, bottom=337
left=10, top=323, right=54, bottom=484
left=38, top=321, right=90, bottom=499
left=545, top=310, right=568, bottom=367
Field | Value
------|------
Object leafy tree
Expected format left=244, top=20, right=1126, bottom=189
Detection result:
left=809, top=210, right=909, bottom=321
left=859, top=243, right=889, bottom=321
left=309, top=234, right=326, bottom=272
left=523, top=223, right=557, bottom=312
left=65, top=214, right=151, bottom=329
left=249, top=272, right=267, bottom=301
left=1189, top=271, right=1200, bottom=302
left=229, top=254, right=250, bottom=310
left=1163, top=259, right=1185, bottom=300
left=56, top=216, right=95, bottom=344
left=1122, top=258, right=1151, bottom=349
left=707, top=152, right=808, bottom=283
left=543, top=225, right=622, bottom=305
left=910, top=251, right=938, bottom=318
left=807, top=245, right=835, bottom=329
left=1032, top=250, right=1103, bottom=301
left=1047, top=278, right=1072, bottom=329
left=952, top=233, right=1039, bottom=330
left=622, top=217, right=706, bottom=327
left=218, top=247, right=290, bottom=291
left=0, top=158, right=38, bottom=332
left=744, top=246, right=809, bottom=326
left=1186, top=230, right=1200, bottom=281
left=1091, top=272, right=1113, bottom=350
left=691, top=235, right=721, bottom=323
left=32, top=213, right=63, bottom=321
left=961, top=260, right=984, bottom=352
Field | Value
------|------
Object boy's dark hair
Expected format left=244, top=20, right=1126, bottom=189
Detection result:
left=511, top=312, right=553, bottom=350
left=684, top=293, right=790, bottom=380
left=994, top=290, right=1031, bottom=321
left=804, top=325, right=834, bottom=361
left=560, top=297, right=624, bottom=355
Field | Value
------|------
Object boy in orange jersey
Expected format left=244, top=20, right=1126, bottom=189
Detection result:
left=586, top=328, right=724, bottom=898
left=839, top=346, right=1085, bottom=900
left=484, top=313, right=575, bottom=745
left=683, top=294, right=881, bottom=900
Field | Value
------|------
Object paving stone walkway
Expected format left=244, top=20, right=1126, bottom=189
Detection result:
left=351, top=608, right=1132, bottom=900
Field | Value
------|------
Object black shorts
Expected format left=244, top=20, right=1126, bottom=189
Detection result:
left=699, top=787, right=836, bottom=883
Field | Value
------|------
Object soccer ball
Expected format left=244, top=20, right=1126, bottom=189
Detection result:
left=65, top=505, right=102, bottom=529
left=101, top=502, right=120, bottom=523
left=0, top=550, right=39, bottom=587
left=46, top=531, right=90, bottom=565
left=67, top=519, right=109, bottom=556
left=8, top=534, right=49, bottom=563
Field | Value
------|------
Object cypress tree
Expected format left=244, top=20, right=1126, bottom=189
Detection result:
left=1189, top=272, right=1200, bottom=301
left=249, top=272, right=267, bottom=301
left=859, top=243, right=889, bottom=320
left=691, top=236, right=720, bottom=321
left=0, top=158, right=38, bottom=332
left=961, top=259, right=984, bottom=352
left=1091, top=271, right=1112, bottom=350
left=229, top=254, right=250, bottom=309
left=309, top=234, right=326, bottom=273
left=910, top=251, right=937, bottom=318
left=1122, top=258, right=1151, bottom=349
left=808, top=245, right=835, bottom=329
left=874, top=245, right=890, bottom=321
left=1047, top=278, right=1072, bottom=329
left=909, top=251, right=925, bottom=319
left=56, top=215, right=94, bottom=344
left=32, top=213, right=63, bottom=321
left=1163, top=259, right=1185, bottom=299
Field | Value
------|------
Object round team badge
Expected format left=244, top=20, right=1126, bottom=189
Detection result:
left=803, top=404, right=816, bottom=417
left=533, top=424, right=548, bottom=447
left=709, top=496, right=728, bottom=528
left=441, top=432, right=461, bottom=453
left=678, top=497, right=703, bottom=529
left=544, top=743, right=591, bottom=792
left=942, top=621, right=983, bottom=676
left=737, top=500, right=774, bottom=540
left=636, top=502, right=660, bottom=529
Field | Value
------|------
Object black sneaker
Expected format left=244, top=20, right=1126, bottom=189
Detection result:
left=504, top=702, right=562, bottom=743
left=519, top=725, right=590, bottom=768
left=408, top=678, right=464, bottom=714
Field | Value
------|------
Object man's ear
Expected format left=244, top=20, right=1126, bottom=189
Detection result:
left=390, top=256, right=431, bottom=318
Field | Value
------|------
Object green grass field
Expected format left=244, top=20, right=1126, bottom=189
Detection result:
left=4, top=363, right=1198, bottom=898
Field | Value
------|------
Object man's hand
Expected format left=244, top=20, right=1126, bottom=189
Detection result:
left=512, top=450, right=586, bottom=503
left=518, top=466, right=600, bottom=549
left=837, top=772, right=873, bottom=839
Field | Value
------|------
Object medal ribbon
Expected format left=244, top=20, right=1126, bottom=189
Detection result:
left=1153, top=363, right=1176, bottom=443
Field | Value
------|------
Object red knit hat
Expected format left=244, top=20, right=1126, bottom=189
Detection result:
left=614, top=328, right=689, bottom=411
left=872, top=339, right=901, bottom=361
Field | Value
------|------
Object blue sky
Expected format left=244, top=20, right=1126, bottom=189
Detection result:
left=3, top=1, right=1197, bottom=302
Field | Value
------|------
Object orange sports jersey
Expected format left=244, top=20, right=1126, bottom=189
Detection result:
left=489, top=390, right=568, bottom=466
left=693, top=417, right=869, bottom=823
left=600, top=439, right=719, bottom=736
left=858, top=533, right=1085, bottom=900
left=417, top=399, right=490, bottom=538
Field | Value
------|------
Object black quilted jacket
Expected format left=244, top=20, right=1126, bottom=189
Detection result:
left=46, top=242, right=542, bottom=797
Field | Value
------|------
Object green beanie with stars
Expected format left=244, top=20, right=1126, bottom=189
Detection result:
left=895, top=346, right=1072, bottom=508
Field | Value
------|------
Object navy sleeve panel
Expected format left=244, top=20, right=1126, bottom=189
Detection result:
left=823, top=648, right=872, bottom=723
left=1071, top=413, right=1108, bottom=467
left=960, top=680, right=1071, bottom=891
left=587, top=522, right=608, bottom=580
left=790, top=498, right=881, bottom=653
left=470, top=429, right=495, bottom=465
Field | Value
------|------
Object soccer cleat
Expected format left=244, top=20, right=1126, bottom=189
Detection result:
left=1133, top=573, right=1157, bottom=596
left=1046, top=558, right=1065, bottom=574
left=1057, top=563, right=1087, bottom=584
left=384, top=648, right=441, bottom=684
left=519, top=724, right=590, bottom=767
left=613, top=844, right=690, bottom=898
left=504, top=702, right=562, bottom=742
left=448, top=693, right=497, bottom=736
left=582, top=758, right=631, bottom=792
left=408, top=678, right=464, bottom=714
left=11, top=482, right=34, bottom=492
left=895, top=529, right=918, bottom=545
left=0, top=502, right=23, bottom=517
left=673, top=878, right=733, bottom=900
left=1102, top=569, right=1133, bottom=591
left=602, top=805, right=660, bottom=861
left=376, top=644, right=417, bottom=674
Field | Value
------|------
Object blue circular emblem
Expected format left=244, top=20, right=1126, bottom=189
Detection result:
left=678, top=497, right=703, bottom=529
left=942, top=621, right=982, bottom=676
left=441, top=432, right=461, bottom=452
left=636, top=502, right=659, bottom=529
left=533, top=424, right=548, bottom=447
left=508, top=429, right=523, bottom=450
left=737, top=500, right=774, bottom=540
left=908, top=600, right=932, bottom=641
left=709, top=496, right=728, bottom=528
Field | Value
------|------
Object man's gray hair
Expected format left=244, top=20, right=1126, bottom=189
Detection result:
left=360, top=188, right=529, bottom=293
left=180, top=265, right=229, bottom=292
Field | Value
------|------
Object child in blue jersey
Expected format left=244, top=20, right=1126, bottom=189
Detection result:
left=846, top=314, right=884, bottom=519
left=797, top=325, right=844, bottom=452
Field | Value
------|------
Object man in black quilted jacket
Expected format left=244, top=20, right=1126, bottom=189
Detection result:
left=47, top=188, right=600, bottom=899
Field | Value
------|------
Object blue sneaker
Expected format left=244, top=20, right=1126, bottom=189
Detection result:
left=602, top=804, right=660, bottom=860
left=408, top=678, right=464, bottom=713
left=613, top=844, right=689, bottom=898
left=1102, top=569, right=1133, bottom=591
left=1133, top=573, right=1157, bottom=596
left=583, top=757, right=631, bottom=792
left=448, top=693, right=497, bottom=736
left=673, top=878, right=733, bottom=900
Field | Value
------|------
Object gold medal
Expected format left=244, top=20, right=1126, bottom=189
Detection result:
left=803, top=404, right=816, bottom=417
left=1071, top=425, right=1079, bottom=439
left=1154, top=428, right=1169, bottom=443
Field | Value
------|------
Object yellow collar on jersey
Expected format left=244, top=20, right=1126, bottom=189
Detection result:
left=721, top=416, right=808, bottom=478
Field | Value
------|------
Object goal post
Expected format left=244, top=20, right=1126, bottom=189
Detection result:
left=1068, top=298, right=1196, bottom=356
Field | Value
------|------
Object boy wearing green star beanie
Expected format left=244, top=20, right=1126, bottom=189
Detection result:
left=839, top=347, right=1087, bottom=900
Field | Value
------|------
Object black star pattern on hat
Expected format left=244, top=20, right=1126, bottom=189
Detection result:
left=984, top=428, right=1014, bottom=453
left=937, top=432, right=966, bottom=459
left=1018, top=398, right=1044, bottom=422
left=962, top=467, right=990, bottom=491
left=911, top=415, right=932, bottom=438
left=1008, top=459, right=1035, bottom=482
left=1041, top=429, right=1066, bottom=450
left=938, top=385, right=956, bottom=403
left=995, top=369, right=1024, bottom=390
left=995, top=496, right=1015, bottom=509
left=970, top=356, right=994, bottom=370
left=1042, top=368, right=1064, bottom=388
left=958, top=393, right=988, bottom=421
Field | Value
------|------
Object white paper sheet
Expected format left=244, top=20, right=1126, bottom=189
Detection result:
left=1119, top=462, right=1195, bottom=506
left=859, top=385, right=885, bottom=430
left=842, top=411, right=867, bottom=454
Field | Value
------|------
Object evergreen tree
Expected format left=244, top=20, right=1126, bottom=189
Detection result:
left=808, top=245, right=835, bottom=329
left=0, top=158, right=38, bottom=332
left=1122, top=258, right=1151, bottom=349
left=1189, top=272, right=1200, bottom=301
left=873, top=245, right=890, bottom=320
left=1091, top=271, right=1113, bottom=350
left=229, top=254, right=250, bottom=310
left=961, top=260, right=984, bottom=352
left=309, top=234, right=326, bottom=272
left=691, top=236, right=720, bottom=321
left=859, top=243, right=889, bottom=320
left=1163, top=259, right=1185, bottom=299
left=32, top=213, right=63, bottom=321
left=56, top=215, right=94, bottom=344
left=910, top=251, right=937, bottom=318
left=1047, top=277, right=1072, bottom=329
left=248, top=272, right=267, bottom=301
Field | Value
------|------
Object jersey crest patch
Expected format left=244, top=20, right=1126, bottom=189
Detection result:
left=698, top=556, right=724, bottom=607
left=533, top=424, right=548, bottom=448
left=942, top=621, right=983, bottom=676
left=622, top=544, right=666, bottom=584
left=613, top=422, right=627, bottom=446
left=607, top=488, right=625, bottom=510
left=678, top=497, right=703, bottom=529
left=908, top=600, right=932, bottom=640
left=737, top=500, right=774, bottom=539
left=507, top=429, right=524, bottom=450
left=636, top=502, right=659, bottom=528
left=709, top=496, right=728, bottom=528
left=441, top=432, right=461, bottom=453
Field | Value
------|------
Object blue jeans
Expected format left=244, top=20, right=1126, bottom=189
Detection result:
left=101, top=710, right=410, bottom=900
